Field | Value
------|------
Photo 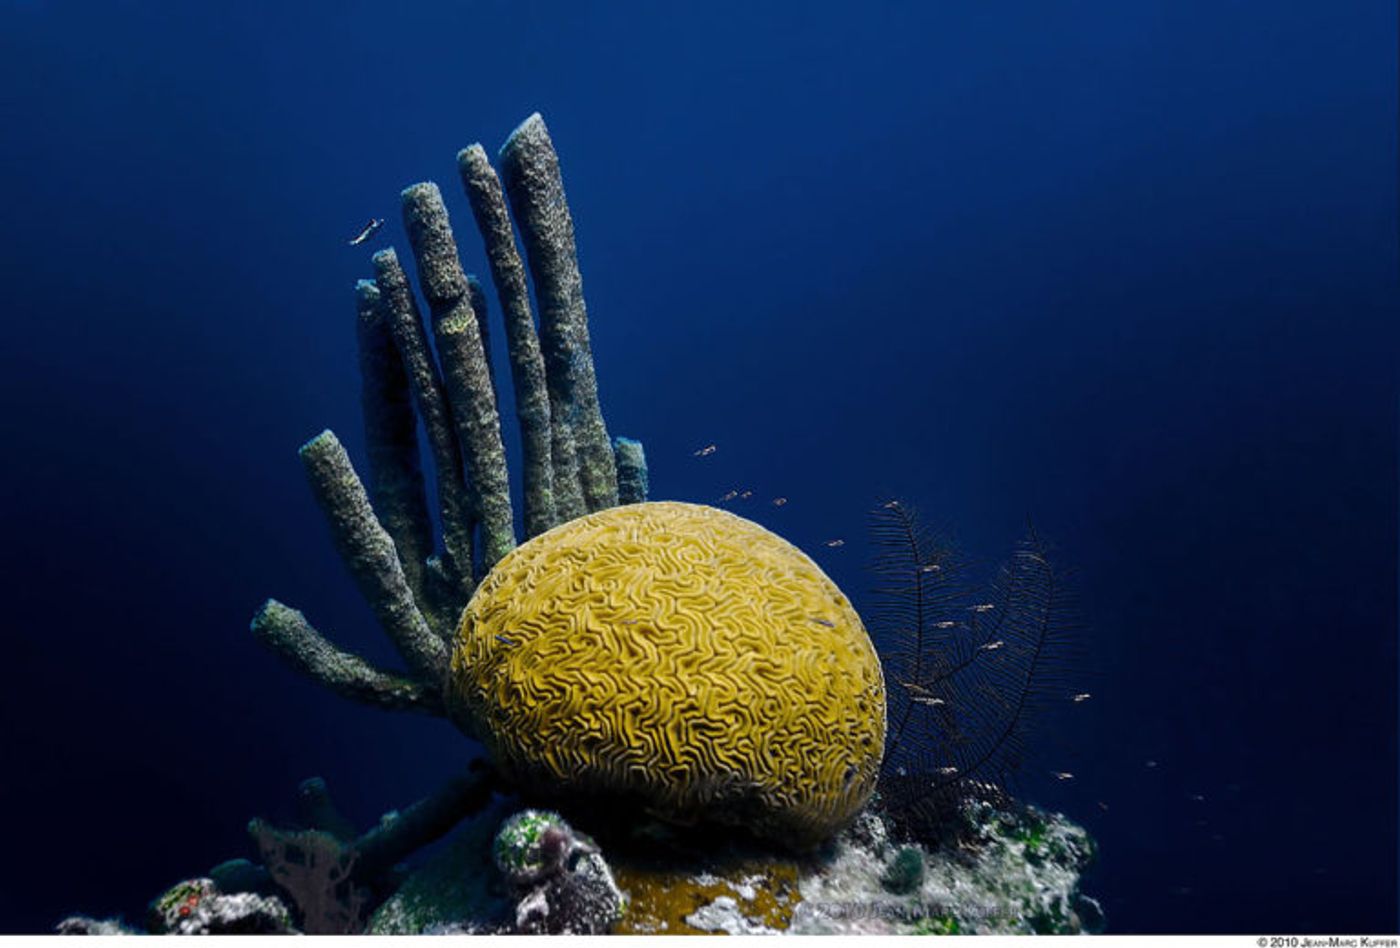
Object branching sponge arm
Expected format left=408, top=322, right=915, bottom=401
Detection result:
left=251, top=599, right=443, bottom=715
left=298, top=429, right=448, bottom=683
left=355, top=279, right=434, bottom=608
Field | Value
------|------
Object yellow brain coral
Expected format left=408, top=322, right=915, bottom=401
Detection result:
left=446, top=501, right=886, bottom=846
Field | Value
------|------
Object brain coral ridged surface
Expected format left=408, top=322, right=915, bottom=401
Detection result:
left=447, top=501, right=886, bottom=846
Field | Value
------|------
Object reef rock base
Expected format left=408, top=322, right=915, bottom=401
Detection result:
left=367, top=796, right=1102, bottom=935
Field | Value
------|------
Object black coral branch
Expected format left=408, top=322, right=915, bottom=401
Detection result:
left=872, top=502, right=1078, bottom=836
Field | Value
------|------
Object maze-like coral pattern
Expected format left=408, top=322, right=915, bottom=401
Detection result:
left=446, top=501, right=886, bottom=845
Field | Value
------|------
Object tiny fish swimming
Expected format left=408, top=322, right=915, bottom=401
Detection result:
left=348, top=218, right=385, bottom=246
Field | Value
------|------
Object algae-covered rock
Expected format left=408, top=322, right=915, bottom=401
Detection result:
left=790, top=801, right=1102, bottom=935
left=612, top=858, right=804, bottom=935
left=370, top=803, right=624, bottom=935
left=372, top=794, right=1099, bottom=935
left=686, top=895, right=785, bottom=935
left=495, top=810, right=624, bottom=934
left=512, top=846, right=624, bottom=935
left=494, top=809, right=578, bottom=884
left=147, top=877, right=295, bottom=935
left=368, top=798, right=514, bottom=934
left=879, top=845, right=924, bottom=895
left=55, top=916, right=140, bottom=935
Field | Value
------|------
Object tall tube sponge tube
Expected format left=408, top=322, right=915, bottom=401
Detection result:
left=613, top=436, right=649, bottom=505
left=457, top=143, right=563, bottom=535
left=297, top=430, right=448, bottom=683
left=466, top=275, right=499, bottom=411
left=498, top=113, right=619, bottom=514
left=355, top=279, right=434, bottom=608
left=400, top=182, right=517, bottom=573
left=373, top=247, right=476, bottom=613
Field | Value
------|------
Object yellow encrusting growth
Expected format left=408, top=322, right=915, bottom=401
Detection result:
left=446, top=501, right=886, bottom=846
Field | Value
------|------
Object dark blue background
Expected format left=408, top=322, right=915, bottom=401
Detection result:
left=1, top=0, right=1394, bottom=933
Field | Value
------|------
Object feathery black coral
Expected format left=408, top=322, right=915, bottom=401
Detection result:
left=871, top=500, right=1079, bottom=840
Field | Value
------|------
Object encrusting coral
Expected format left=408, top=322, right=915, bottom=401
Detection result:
left=251, top=113, right=879, bottom=850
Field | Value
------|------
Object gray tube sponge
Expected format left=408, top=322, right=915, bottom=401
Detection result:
left=498, top=113, right=618, bottom=514
left=466, top=274, right=500, bottom=409
left=458, top=143, right=565, bottom=536
left=297, top=430, right=447, bottom=682
left=355, top=279, right=434, bottom=606
left=612, top=437, right=649, bottom=505
left=401, top=182, right=517, bottom=572
left=372, top=248, right=476, bottom=598
left=251, top=599, right=443, bottom=714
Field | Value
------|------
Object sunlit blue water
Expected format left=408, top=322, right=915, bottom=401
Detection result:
left=2, top=1, right=1395, bottom=933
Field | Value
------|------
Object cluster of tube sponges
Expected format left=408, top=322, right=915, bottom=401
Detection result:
left=251, top=114, right=648, bottom=714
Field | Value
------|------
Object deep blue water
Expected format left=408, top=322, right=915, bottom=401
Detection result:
left=2, top=0, right=1395, bottom=934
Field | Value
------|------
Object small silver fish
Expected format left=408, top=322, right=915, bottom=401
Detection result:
left=913, top=696, right=946, bottom=707
left=348, top=218, right=384, bottom=246
left=935, top=766, right=959, bottom=776
left=738, top=490, right=753, bottom=500
left=979, top=640, right=1005, bottom=651
left=882, top=499, right=901, bottom=510
left=1052, top=771, right=1074, bottom=781
left=1071, top=692, right=1092, bottom=703
left=933, top=620, right=957, bottom=629
left=693, top=443, right=717, bottom=457
left=970, top=603, right=995, bottom=613
left=719, top=490, right=739, bottom=502
left=825, top=539, right=845, bottom=548
left=919, top=563, right=941, bottom=573
left=772, top=497, right=788, bottom=507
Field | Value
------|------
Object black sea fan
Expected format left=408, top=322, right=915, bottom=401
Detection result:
left=870, top=499, right=1080, bottom=841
